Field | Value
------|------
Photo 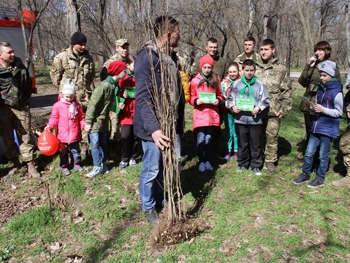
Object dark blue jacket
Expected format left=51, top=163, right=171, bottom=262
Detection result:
left=134, top=41, right=184, bottom=141
left=311, top=80, right=343, bottom=138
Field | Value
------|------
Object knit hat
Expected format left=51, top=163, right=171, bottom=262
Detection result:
left=318, top=60, right=336, bottom=77
left=199, top=55, right=215, bottom=69
left=115, top=39, right=129, bottom=47
left=107, top=61, right=127, bottom=76
left=62, top=79, right=75, bottom=95
left=71, top=32, right=87, bottom=45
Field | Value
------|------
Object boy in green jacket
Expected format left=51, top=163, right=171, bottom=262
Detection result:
left=84, top=61, right=126, bottom=178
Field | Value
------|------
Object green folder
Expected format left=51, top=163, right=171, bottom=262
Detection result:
left=125, top=87, right=136, bottom=98
left=199, top=92, right=216, bottom=104
left=236, top=98, right=254, bottom=111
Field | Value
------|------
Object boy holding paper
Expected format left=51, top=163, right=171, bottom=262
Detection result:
left=293, top=60, right=343, bottom=188
left=227, top=59, right=269, bottom=175
left=190, top=55, right=223, bottom=172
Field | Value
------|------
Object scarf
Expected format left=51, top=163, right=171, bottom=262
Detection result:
left=240, top=75, right=257, bottom=99
left=200, top=72, right=214, bottom=87
left=222, top=75, right=241, bottom=96
left=60, top=97, right=78, bottom=120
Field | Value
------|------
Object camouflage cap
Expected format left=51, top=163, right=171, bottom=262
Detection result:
left=115, top=39, right=129, bottom=47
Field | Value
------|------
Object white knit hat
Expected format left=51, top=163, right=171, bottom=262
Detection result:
left=318, top=60, right=336, bottom=77
left=62, top=79, right=75, bottom=95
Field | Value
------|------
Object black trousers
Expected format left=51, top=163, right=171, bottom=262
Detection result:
left=236, top=123, right=263, bottom=169
left=120, top=124, right=139, bottom=162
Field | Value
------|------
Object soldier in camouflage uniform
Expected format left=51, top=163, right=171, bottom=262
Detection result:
left=50, top=32, right=95, bottom=112
left=99, top=39, right=130, bottom=141
left=255, top=39, right=292, bottom=172
left=50, top=32, right=95, bottom=157
left=332, top=105, right=350, bottom=187
left=0, top=42, right=40, bottom=178
left=234, top=36, right=261, bottom=72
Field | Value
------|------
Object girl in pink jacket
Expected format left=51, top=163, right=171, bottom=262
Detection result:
left=190, top=55, right=223, bottom=172
left=45, top=79, right=85, bottom=175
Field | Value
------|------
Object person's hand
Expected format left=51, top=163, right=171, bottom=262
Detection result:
left=314, top=103, right=324, bottom=113
left=225, top=101, right=230, bottom=109
left=347, top=111, right=350, bottom=119
left=233, top=106, right=241, bottom=113
left=277, top=112, right=285, bottom=119
left=251, top=107, right=260, bottom=116
left=118, top=103, right=125, bottom=110
left=212, top=99, right=219, bottom=106
left=308, top=84, right=315, bottom=92
left=151, top=130, right=171, bottom=150
left=123, top=91, right=128, bottom=98
left=197, top=99, right=203, bottom=105
left=309, top=56, right=317, bottom=67
left=44, top=125, right=51, bottom=131
left=84, top=124, right=92, bottom=133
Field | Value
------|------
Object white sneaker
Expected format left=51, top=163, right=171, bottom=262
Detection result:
left=129, top=158, right=137, bottom=167
left=199, top=162, right=206, bottom=172
left=86, top=166, right=102, bottom=178
left=205, top=161, right=213, bottom=171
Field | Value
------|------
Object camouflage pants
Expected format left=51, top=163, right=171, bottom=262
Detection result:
left=11, top=105, right=35, bottom=163
left=0, top=105, right=19, bottom=159
left=76, top=88, right=91, bottom=113
left=340, top=124, right=350, bottom=169
left=263, top=115, right=280, bottom=163
left=109, top=111, right=120, bottom=140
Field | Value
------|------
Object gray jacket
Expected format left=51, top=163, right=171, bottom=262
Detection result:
left=227, top=79, right=269, bottom=125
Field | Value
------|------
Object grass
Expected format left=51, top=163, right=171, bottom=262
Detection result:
left=1, top=80, right=350, bottom=262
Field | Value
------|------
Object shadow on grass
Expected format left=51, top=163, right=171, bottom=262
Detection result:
left=290, top=208, right=348, bottom=259
left=84, top=208, right=141, bottom=262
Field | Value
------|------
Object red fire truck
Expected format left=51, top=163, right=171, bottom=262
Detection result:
left=0, top=7, right=37, bottom=92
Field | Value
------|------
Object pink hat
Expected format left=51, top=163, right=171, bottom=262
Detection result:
left=199, top=55, right=214, bottom=69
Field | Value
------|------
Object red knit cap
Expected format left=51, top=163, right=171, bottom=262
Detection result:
left=199, top=55, right=214, bottom=69
left=107, top=61, right=127, bottom=76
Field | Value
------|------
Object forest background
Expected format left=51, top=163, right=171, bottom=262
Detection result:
left=2, top=0, right=350, bottom=73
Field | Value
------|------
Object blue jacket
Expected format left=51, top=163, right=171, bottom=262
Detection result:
left=311, top=80, right=343, bottom=138
left=134, top=41, right=184, bottom=141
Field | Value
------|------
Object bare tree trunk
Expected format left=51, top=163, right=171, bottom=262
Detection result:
left=296, top=0, right=314, bottom=59
left=66, top=0, right=80, bottom=34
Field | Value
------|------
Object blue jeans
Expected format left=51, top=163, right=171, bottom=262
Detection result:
left=302, top=133, right=332, bottom=179
left=59, top=141, right=81, bottom=168
left=196, top=126, right=216, bottom=163
left=139, top=140, right=164, bottom=211
left=89, top=132, right=108, bottom=167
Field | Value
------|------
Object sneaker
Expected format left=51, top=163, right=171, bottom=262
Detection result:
left=129, top=158, right=137, bottom=167
left=61, top=167, right=70, bottom=176
left=118, top=161, right=128, bottom=169
left=102, top=162, right=110, bottom=174
left=199, top=162, right=206, bottom=172
left=307, top=176, right=324, bottom=188
left=145, top=207, right=159, bottom=224
left=224, top=153, right=231, bottom=160
left=237, top=166, right=247, bottom=172
left=233, top=152, right=238, bottom=160
left=205, top=161, right=213, bottom=171
left=253, top=168, right=262, bottom=175
left=266, top=162, right=275, bottom=173
left=73, top=164, right=83, bottom=172
left=86, top=166, right=102, bottom=178
left=292, top=172, right=310, bottom=185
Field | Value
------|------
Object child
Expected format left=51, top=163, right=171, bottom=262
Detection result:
left=227, top=59, right=269, bottom=175
left=221, top=62, right=240, bottom=160
left=45, top=79, right=86, bottom=175
left=293, top=60, right=343, bottom=188
left=84, top=61, right=127, bottom=178
left=190, top=55, right=223, bottom=172
left=117, top=55, right=140, bottom=169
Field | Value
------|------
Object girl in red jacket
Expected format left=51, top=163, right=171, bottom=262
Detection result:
left=190, top=55, right=223, bottom=172
left=117, top=55, right=139, bottom=168
left=45, top=79, right=86, bottom=175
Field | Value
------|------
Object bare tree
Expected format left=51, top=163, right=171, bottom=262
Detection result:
left=65, top=0, right=80, bottom=34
